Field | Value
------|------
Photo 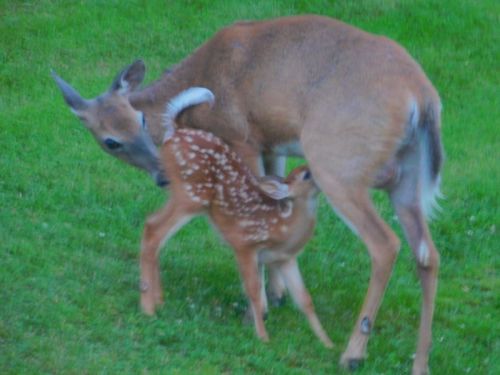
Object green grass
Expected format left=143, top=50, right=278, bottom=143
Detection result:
left=1, top=0, right=498, bottom=374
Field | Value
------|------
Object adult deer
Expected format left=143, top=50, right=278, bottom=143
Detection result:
left=53, top=15, right=443, bottom=374
left=140, top=87, right=333, bottom=347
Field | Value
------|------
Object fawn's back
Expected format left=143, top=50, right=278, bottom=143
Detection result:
left=162, top=128, right=317, bottom=256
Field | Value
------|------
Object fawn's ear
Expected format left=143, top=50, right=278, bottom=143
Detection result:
left=110, top=59, right=146, bottom=95
left=258, top=178, right=290, bottom=200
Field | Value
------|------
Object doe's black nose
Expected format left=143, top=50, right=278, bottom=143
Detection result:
left=157, top=175, right=169, bottom=188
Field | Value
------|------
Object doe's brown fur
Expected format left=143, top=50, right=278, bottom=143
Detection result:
left=53, top=16, right=443, bottom=374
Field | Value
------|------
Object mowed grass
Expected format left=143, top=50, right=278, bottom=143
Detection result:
left=1, top=0, right=498, bottom=374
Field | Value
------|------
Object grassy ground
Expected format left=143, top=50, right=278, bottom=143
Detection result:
left=1, top=0, right=498, bottom=374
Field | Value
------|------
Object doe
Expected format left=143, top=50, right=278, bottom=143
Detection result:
left=140, top=87, right=332, bottom=347
left=53, top=16, right=444, bottom=373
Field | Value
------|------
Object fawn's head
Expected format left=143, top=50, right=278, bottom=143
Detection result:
left=52, top=60, right=168, bottom=187
left=259, top=165, right=319, bottom=206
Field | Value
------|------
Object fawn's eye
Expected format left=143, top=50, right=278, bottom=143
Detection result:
left=141, top=113, right=147, bottom=129
left=303, top=170, right=312, bottom=180
left=104, top=138, right=122, bottom=150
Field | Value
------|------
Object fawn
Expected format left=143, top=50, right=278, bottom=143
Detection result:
left=139, top=87, right=332, bottom=347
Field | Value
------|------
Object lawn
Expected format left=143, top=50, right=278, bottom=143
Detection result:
left=1, top=0, right=498, bottom=374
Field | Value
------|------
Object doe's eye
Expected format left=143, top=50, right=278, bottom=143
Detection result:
left=137, top=112, right=147, bottom=129
left=104, top=138, right=122, bottom=150
left=303, top=170, right=312, bottom=180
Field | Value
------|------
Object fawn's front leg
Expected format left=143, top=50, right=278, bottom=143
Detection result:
left=140, top=200, right=194, bottom=314
left=234, top=248, right=269, bottom=342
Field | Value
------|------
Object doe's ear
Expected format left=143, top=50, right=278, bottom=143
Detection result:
left=110, top=59, right=146, bottom=94
left=51, top=70, right=89, bottom=112
left=258, top=177, right=290, bottom=200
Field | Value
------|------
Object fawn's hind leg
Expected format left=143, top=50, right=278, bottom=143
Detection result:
left=277, top=258, right=333, bottom=347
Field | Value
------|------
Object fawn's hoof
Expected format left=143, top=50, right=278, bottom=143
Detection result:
left=242, top=307, right=268, bottom=325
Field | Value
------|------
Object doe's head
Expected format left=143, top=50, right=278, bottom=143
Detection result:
left=52, top=60, right=168, bottom=187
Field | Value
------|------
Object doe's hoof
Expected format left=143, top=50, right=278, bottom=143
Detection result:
left=340, top=356, right=365, bottom=372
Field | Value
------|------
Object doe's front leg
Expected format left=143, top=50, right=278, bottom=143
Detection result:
left=263, top=154, right=288, bottom=306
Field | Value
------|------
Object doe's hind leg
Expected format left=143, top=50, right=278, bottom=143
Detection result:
left=315, top=179, right=401, bottom=368
left=391, top=177, right=440, bottom=375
